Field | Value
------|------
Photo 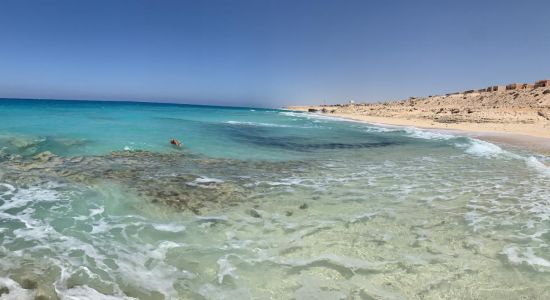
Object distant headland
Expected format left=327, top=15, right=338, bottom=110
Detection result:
left=287, top=79, right=550, bottom=152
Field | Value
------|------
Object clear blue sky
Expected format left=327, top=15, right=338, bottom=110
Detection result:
left=0, top=0, right=549, bottom=107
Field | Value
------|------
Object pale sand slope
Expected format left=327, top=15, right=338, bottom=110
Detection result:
left=288, top=88, right=550, bottom=153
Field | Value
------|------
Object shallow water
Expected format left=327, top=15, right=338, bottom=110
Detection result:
left=0, top=99, right=549, bottom=299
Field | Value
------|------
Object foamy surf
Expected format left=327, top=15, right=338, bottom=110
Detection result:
left=502, top=246, right=550, bottom=272
left=225, top=120, right=293, bottom=128
left=278, top=111, right=346, bottom=122
left=0, top=277, right=34, bottom=300
left=460, top=139, right=511, bottom=157
left=525, top=156, right=550, bottom=177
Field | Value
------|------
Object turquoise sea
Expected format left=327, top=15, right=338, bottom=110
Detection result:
left=0, top=99, right=549, bottom=299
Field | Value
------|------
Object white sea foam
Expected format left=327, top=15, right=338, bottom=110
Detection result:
left=525, top=156, right=550, bottom=177
left=0, top=184, right=61, bottom=213
left=403, top=127, right=455, bottom=140
left=463, top=211, right=487, bottom=232
left=217, top=255, right=238, bottom=284
left=281, top=111, right=463, bottom=141
left=152, top=223, right=187, bottom=233
left=187, top=176, right=225, bottom=188
left=456, top=139, right=550, bottom=178
left=225, top=121, right=292, bottom=128
left=279, top=111, right=353, bottom=123
left=361, top=125, right=398, bottom=133
left=463, top=139, right=506, bottom=157
left=455, top=138, right=525, bottom=160
left=455, top=138, right=550, bottom=178
left=502, top=246, right=550, bottom=272
left=89, top=206, right=104, bottom=217
left=261, top=178, right=306, bottom=186
left=58, top=285, right=132, bottom=300
left=362, top=125, right=460, bottom=141
left=194, top=176, right=224, bottom=184
left=0, top=183, right=15, bottom=197
left=0, top=277, right=34, bottom=300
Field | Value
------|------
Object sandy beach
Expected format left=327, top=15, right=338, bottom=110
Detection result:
left=288, top=87, right=550, bottom=153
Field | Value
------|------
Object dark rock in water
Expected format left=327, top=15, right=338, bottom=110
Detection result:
left=285, top=210, right=293, bottom=216
left=20, top=276, right=38, bottom=289
left=299, top=203, right=308, bottom=210
left=248, top=209, right=261, bottom=218
left=308, top=108, right=319, bottom=112
left=0, top=286, right=9, bottom=296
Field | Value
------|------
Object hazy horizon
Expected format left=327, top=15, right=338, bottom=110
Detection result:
left=1, top=0, right=549, bottom=107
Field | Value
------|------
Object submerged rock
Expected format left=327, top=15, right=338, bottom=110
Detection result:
left=33, top=151, right=56, bottom=162
left=0, top=150, right=271, bottom=214
left=20, top=276, right=38, bottom=289
left=248, top=209, right=262, bottom=218
left=34, top=285, right=59, bottom=300
left=0, top=149, right=321, bottom=214
left=0, top=286, right=9, bottom=296
left=9, top=137, right=45, bottom=150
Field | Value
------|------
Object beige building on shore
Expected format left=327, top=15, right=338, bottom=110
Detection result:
left=446, top=79, right=549, bottom=96
left=535, top=80, right=550, bottom=88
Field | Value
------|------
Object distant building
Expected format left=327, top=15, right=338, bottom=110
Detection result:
left=506, top=83, right=523, bottom=90
left=441, top=79, right=546, bottom=97
left=535, top=80, right=550, bottom=88
left=348, top=100, right=355, bottom=104
left=493, top=85, right=506, bottom=92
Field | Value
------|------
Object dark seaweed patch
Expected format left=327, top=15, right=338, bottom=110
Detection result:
left=220, top=121, right=403, bottom=152
left=251, top=139, right=399, bottom=151
left=225, top=129, right=399, bottom=152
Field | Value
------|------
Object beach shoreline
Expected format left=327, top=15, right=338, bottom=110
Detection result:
left=286, top=107, right=550, bottom=154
